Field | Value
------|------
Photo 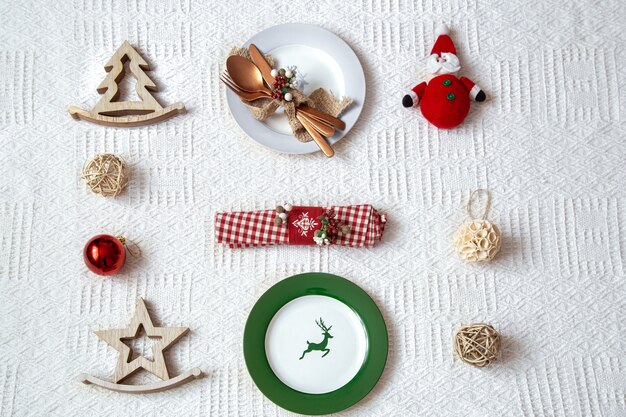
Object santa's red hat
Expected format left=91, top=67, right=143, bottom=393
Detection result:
left=430, top=24, right=456, bottom=56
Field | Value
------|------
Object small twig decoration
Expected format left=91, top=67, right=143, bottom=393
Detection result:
left=82, top=154, right=128, bottom=197
left=454, top=323, right=500, bottom=367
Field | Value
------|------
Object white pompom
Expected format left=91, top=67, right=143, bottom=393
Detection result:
left=285, top=70, right=293, bottom=78
left=435, top=23, right=449, bottom=36
left=284, top=92, right=293, bottom=102
left=270, top=69, right=278, bottom=77
left=284, top=203, right=293, bottom=211
left=278, top=212, right=288, bottom=220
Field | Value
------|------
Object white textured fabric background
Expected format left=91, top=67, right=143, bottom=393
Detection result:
left=0, top=0, right=625, bottom=416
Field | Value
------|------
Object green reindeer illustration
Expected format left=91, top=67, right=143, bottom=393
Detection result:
left=299, top=318, right=333, bottom=360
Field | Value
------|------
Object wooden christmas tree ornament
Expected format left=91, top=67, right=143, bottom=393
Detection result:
left=69, top=41, right=185, bottom=127
left=454, top=189, right=501, bottom=262
left=79, top=298, right=202, bottom=393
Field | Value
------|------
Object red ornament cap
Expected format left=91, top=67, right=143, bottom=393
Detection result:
left=83, top=234, right=126, bottom=275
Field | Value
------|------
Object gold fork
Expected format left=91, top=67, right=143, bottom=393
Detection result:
left=221, top=73, right=268, bottom=101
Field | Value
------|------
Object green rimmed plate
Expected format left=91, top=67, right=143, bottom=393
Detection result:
left=243, top=272, right=388, bottom=415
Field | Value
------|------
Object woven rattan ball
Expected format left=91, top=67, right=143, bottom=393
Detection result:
left=454, top=323, right=500, bottom=367
left=82, top=154, right=128, bottom=197
left=454, top=220, right=501, bottom=262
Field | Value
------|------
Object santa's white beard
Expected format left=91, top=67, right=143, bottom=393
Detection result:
left=426, top=53, right=461, bottom=76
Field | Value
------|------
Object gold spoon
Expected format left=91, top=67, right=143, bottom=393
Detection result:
left=226, top=56, right=273, bottom=95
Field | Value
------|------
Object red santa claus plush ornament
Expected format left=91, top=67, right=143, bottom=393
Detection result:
left=403, top=24, right=486, bottom=129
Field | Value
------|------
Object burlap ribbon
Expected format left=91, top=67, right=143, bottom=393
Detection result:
left=229, top=47, right=353, bottom=142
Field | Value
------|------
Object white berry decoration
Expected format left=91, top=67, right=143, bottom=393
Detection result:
left=270, top=66, right=299, bottom=101
left=274, top=203, right=292, bottom=226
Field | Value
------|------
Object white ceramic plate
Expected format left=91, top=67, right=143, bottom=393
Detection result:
left=226, top=23, right=366, bottom=154
left=265, top=295, right=368, bottom=394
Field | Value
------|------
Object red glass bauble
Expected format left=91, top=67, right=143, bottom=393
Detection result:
left=83, top=234, right=126, bottom=275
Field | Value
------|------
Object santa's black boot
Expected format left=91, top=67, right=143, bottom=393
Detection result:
left=402, top=95, right=414, bottom=108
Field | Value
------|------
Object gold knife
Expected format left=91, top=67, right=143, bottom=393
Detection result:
left=297, top=110, right=335, bottom=137
left=296, top=113, right=334, bottom=157
left=249, top=44, right=276, bottom=87
left=298, top=105, right=346, bottom=130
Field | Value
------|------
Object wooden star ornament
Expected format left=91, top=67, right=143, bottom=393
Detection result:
left=80, top=299, right=202, bottom=394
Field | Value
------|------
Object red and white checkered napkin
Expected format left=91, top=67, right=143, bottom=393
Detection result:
left=215, top=205, right=386, bottom=248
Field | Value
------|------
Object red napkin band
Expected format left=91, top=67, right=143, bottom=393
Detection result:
left=215, top=204, right=386, bottom=248
left=287, top=206, right=324, bottom=245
